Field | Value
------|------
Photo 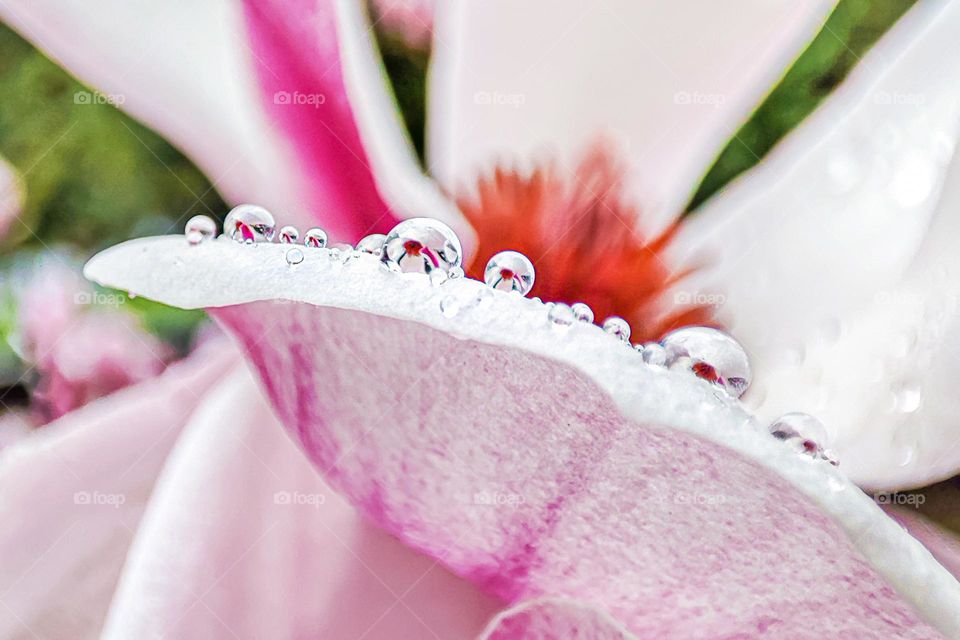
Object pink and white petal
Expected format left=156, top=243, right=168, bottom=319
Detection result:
left=0, top=0, right=311, bottom=225
left=427, top=0, right=835, bottom=230
left=671, top=0, right=960, bottom=490
left=0, top=340, right=235, bottom=639
left=0, top=155, right=22, bottom=240
left=102, top=366, right=501, bottom=639
left=887, top=507, right=960, bottom=581
left=87, top=237, right=960, bottom=638
left=479, top=599, right=635, bottom=640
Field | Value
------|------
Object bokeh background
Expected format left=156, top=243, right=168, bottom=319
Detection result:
left=3, top=0, right=958, bottom=518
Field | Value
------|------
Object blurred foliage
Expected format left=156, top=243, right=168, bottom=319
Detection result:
left=687, top=0, right=917, bottom=211
left=374, top=27, right=430, bottom=165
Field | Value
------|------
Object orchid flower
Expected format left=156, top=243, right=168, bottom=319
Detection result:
left=3, top=0, right=960, bottom=638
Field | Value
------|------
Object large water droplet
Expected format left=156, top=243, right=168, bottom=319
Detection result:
left=185, top=214, right=217, bottom=245
left=278, top=225, right=300, bottom=244
left=484, top=251, right=535, bottom=296
left=304, top=228, right=328, bottom=248
left=571, top=302, right=594, bottom=324
left=602, top=317, right=631, bottom=342
left=224, top=204, right=275, bottom=243
left=662, top=327, right=751, bottom=398
left=547, top=303, right=575, bottom=327
left=381, top=218, right=462, bottom=275
left=357, top=233, right=386, bottom=255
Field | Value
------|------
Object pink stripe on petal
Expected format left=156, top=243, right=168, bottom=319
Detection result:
left=242, top=0, right=399, bottom=241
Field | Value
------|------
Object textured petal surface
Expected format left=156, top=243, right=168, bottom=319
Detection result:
left=0, top=341, right=235, bottom=639
left=479, top=598, right=634, bottom=640
left=103, top=366, right=500, bottom=639
left=672, top=0, right=960, bottom=490
left=86, top=237, right=960, bottom=638
left=427, top=0, right=835, bottom=230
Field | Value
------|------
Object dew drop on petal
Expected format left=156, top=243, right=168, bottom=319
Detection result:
left=662, top=327, right=751, bottom=398
left=448, top=266, right=465, bottom=280
left=484, top=250, right=536, bottom=296
left=547, top=302, right=575, bottom=327
left=440, top=294, right=461, bottom=318
left=357, top=233, right=386, bottom=255
left=571, top=302, right=594, bottom=324
left=641, top=342, right=667, bottom=366
left=602, top=317, right=631, bottom=342
left=304, top=227, right=329, bottom=248
left=429, top=269, right=448, bottom=288
left=224, top=204, right=275, bottom=243
left=769, top=412, right=830, bottom=460
left=285, top=248, right=304, bottom=266
left=891, top=380, right=923, bottom=414
left=185, top=214, right=216, bottom=245
left=279, top=225, right=300, bottom=244
left=381, top=218, right=462, bottom=275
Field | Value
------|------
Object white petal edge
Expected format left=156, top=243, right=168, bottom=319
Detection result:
left=0, top=155, right=22, bottom=238
left=426, top=0, right=835, bottom=231
left=0, top=0, right=310, bottom=224
left=86, top=236, right=960, bottom=637
left=671, top=0, right=960, bottom=489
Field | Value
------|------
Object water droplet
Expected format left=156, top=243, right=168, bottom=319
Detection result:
left=484, top=251, right=535, bottom=296
left=381, top=218, right=462, bottom=275
left=328, top=248, right=342, bottom=261
left=185, top=214, right=216, bottom=245
left=224, top=204, right=275, bottom=243
left=892, top=380, right=923, bottom=413
left=304, top=228, right=328, bottom=248
left=357, top=233, right=386, bottom=255
left=440, top=294, right=461, bottom=318
left=279, top=225, right=300, bottom=244
left=769, top=412, right=833, bottom=462
left=285, top=248, right=304, bottom=265
left=448, top=266, right=465, bottom=279
left=602, top=317, right=631, bottom=342
left=662, top=327, right=751, bottom=398
left=429, top=269, right=448, bottom=288
left=571, top=302, right=594, bottom=324
left=641, top=342, right=667, bottom=366
left=547, top=303, right=575, bottom=327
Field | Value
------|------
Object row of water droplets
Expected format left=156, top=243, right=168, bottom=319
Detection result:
left=186, top=208, right=838, bottom=466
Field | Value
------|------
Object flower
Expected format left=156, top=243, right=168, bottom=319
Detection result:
left=3, top=0, right=960, bottom=638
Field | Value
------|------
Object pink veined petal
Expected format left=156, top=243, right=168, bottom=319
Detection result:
left=0, top=0, right=313, bottom=226
left=671, top=0, right=960, bottom=490
left=86, top=238, right=960, bottom=638
left=479, top=598, right=635, bottom=640
left=0, top=340, right=236, bottom=639
left=102, top=366, right=501, bottom=639
left=427, top=0, right=835, bottom=232
left=0, top=155, right=22, bottom=240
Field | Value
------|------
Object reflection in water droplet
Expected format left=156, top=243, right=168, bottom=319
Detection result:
left=304, top=228, right=329, bottom=248
left=571, top=302, right=594, bottom=324
left=279, top=225, right=300, bottom=244
left=769, top=412, right=835, bottom=463
left=285, top=248, right=304, bottom=266
left=602, top=317, right=631, bottom=342
left=381, top=218, right=462, bottom=274
left=547, top=303, right=575, bottom=327
left=357, top=233, right=387, bottom=255
left=484, top=251, right=536, bottom=296
left=224, top=204, right=275, bottom=243
left=662, top=327, right=751, bottom=398
left=185, top=215, right=217, bottom=245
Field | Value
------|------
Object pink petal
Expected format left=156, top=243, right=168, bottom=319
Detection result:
left=0, top=340, right=235, bottom=639
left=671, top=0, right=960, bottom=490
left=427, top=0, right=835, bottom=231
left=887, top=507, right=960, bottom=581
left=86, top=237, right=960, bottom=637
left=480, top=598, right=635, bottom=640
left=103, top=366, right=501, bottom=639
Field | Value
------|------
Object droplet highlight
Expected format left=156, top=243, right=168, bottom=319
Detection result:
left=185, top=214, right=217, bottom=245
left=304, top=228, right=328, bottom=248
left=662, top=327, right=751, bottom=398
left=484, top=250, right=536, bottom=296
left=381, top=218, right=462, bottom=275
left=223, top=204, right=275, bottom=243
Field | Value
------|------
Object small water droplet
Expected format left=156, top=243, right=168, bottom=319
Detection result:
left=484, top=251, right=536, bottom=296
left=641, top=342, right=667, bottom=366
left=224, top=204, right=275, bottom=243
left=602, top=317, right=631, bottom=342
left=279, top=225, right=300, bottom=244
left=304, top=228, right=328, bottom=248
left=429, top=269, right=448, bottom=288
left=357, top=233, right=386, bottom=255
left=328, top=248, right=342, bottom=261
left=185, top=214, right=216, bottom=245
left=285, top=248, right=304, bottom=265
left=547, top=303, right=575, bottom=327
left=571, top=302, right=594, bottom=324
left=448, top=266, right=465, bottom=279
left=769, top=412, right=832, bottom=461
left=892, top=380, right=923, bottom=413
left=381, top=218, right=462, bottom=274
left=440, top=294, right=461, bottom=318
left=662, top=327, right=751, bottom=398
